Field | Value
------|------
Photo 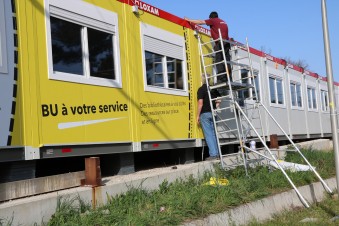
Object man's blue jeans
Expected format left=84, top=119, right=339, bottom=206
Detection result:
left=200, top=112, right=219, bottom=157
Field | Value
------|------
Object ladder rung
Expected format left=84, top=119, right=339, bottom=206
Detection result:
left=215, top=117, right=236, bottom=123
left=241, top=75, right=255, bottom=80
left=221, top=152, right=240, bottom=157
left=217, top=129, right=238, bottom=134
left=215, top=106, right=233, bottom=111
left=210, top=83, right=228, bottom=90
left=205, top=60, right=226, bottom=68
left=219, top=140, right=240, bottom=146
left=201, top=39, right=217, bottom=46
left=211, top=95, right=232, bottom=101
left=211, top=82, right=253, bottom=91
left=214, top=71, right=228, bottom=78
left=203, top=50, right=222, bottom=57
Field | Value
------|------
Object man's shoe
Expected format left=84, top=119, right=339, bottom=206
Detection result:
left=205, top=156, right=219, bottom=161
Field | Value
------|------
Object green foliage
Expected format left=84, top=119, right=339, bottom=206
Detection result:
left=47, top=150, right=335, bottom=226
left=0, top=215, right=14, bottom=226
left=48, top=195, right=91, bottom=226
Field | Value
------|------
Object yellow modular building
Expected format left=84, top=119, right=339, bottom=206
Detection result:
left=0, top=0, right=213, bottom=163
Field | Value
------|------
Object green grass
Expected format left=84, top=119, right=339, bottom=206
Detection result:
left=248, top=195, right=339, bottom=226
left=46, top=150, right=336, bottom=226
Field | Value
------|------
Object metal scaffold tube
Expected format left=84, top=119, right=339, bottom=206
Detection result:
left=321, top=0, right=339, bottom=194
left=260, top=103, right=333, bottom=194
left=233, top=101, right=310, bottom=208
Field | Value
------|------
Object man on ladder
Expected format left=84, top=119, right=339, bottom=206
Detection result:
left=197, top=74, right=221, bottom=160
left=185, top=11, right=232, bottom=82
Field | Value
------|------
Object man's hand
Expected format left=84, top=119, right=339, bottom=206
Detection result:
left=197, top=115, right=200, bottom=124
left=184, top=17, right=205, bottom=25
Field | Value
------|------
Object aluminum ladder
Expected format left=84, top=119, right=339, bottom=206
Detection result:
left=197, top=30, right=333, bottom=208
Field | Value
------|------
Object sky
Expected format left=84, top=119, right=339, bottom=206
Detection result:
left=143, top=0, right=338, bottom=81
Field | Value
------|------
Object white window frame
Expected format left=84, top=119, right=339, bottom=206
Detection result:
left=289, top=81, right=303, bottom=109
left=0, top=0, right=8, bottom=73
left=306, top=86, right=317, bottom=111
left=268, top=74, right=285, bottom=107
left=45, top=0, right=122, bottom=88
left=140, top=23, right=188, bottom=96
left=321, top=89, right=329, bottom=112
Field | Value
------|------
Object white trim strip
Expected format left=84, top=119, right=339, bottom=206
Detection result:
left=58, top=117, right=126, bottom=129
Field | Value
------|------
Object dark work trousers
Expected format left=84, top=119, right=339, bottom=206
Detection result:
left=215, top=41, right=232, bottom=83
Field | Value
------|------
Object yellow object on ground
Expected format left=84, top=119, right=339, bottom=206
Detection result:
left=204, top=177, right=229, bottom=186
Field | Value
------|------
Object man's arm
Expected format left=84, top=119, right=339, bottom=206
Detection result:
left=197, top=99, right=203, bottom=123
left=215, top=100, right=221, bottom=109
left=184, top=17, right=206, bottom=25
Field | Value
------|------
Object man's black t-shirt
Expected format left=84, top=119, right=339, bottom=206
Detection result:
left=197, top=84, right=220, bottom=114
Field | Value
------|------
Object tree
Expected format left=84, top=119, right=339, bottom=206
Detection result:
left=280, top=56, right=309, bottom=70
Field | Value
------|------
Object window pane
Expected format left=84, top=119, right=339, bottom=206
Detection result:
left=269, top=77, right=276, bottom=104
left=241, top=70, right=249, bottom=98
left=167, top=59, right=174, bottom=73
left=168, top=72, right=175, bottom=83
left=51, top=17, right=83, bottom=75
left=175, top=59, right=183, bottom=89
left=312, top=88, right=317, bottom=109
left=167, top=57, right=183, bottom=90
left=296, top=84, right=302, bottom=107
left=145, top=51, right=164, bottom=87
left=167, top=58, right=175, bottom=88
left=276, top=79, right=284, bottom=104
left=324, top=91, right=328, bottom=111
left=253, top=75, right=260, bottom=101
left=321, top=91, right=326, bottom=111
left=88, top=28, right=115, bottom=79
left=241, top=69, right=248, bottom=83
left=307, top=88, right=312, bottom=109
left=290, top=83, right=296, bottom=106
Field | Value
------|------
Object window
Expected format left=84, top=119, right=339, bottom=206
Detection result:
left=141, top=23, right=187, bottom=96
left=239, top=69, right=260, bottom=101
left=47, top=1, right=121, bottom=87
left=0, top=0, right=8, bottom=73
left=269, top=76, right=284, bottom=105
left=307, top=87, right=317, bottom=110
left=145, top=51, right=183, bottom=89
left=290, top=82, right=302, bottom=108
left=321, top=90, right=329, bottom=111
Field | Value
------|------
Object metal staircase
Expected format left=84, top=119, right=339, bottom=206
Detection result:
left=197, top=30, right=333, bottom=207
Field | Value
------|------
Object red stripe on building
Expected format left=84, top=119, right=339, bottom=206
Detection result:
left=117, top=0, right=334, bottom=83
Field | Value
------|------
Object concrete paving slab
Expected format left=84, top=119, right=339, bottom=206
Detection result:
left=183, top=178, right=336, bottom=226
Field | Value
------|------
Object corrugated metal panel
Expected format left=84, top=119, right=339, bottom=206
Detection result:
left=0, top=161, right=36, bottom=183
left=144, top=35, right=184, bottom=60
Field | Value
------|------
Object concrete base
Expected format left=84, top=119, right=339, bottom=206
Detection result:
left=184, top=178, right=336, bottom=226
